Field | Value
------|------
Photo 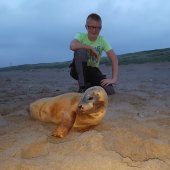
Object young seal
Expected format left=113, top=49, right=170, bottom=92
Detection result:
left=29, top=86, right=108, bottom=138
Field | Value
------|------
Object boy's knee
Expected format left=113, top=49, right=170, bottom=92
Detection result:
left=74, top=49, right=88, bottom=56
left=74, top=49, right=88, bottom=62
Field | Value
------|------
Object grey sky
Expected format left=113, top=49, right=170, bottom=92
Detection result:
left=0, top=0, right=170, bottom=68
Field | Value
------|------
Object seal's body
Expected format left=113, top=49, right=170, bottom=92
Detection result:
left=29, top=86, right=108, bottom=138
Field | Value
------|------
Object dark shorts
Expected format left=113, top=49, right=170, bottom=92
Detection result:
left=85, top=66, right=105, bottom=86
left=70, top=63, right=115, bottom=95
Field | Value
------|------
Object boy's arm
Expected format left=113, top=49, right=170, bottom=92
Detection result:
left=101, top=49, right=118, bottom=86
left=70, top=39, right=87, bottom=51
left=70, top=39, right=99, bottom=60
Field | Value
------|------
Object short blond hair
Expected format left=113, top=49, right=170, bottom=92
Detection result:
left=86, top=13, right=102, bottom=23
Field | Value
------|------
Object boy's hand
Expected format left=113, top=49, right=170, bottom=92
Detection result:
left=88, top=48, right=99, bottom=61
left=101, top=78, right=117, bottom=86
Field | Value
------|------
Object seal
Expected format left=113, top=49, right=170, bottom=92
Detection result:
left=29, top=86, right=108, bottom=138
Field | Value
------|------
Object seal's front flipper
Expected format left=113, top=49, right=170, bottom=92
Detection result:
left=52, top=111, right=76, bottom=138
left=52, top=125, right=69, bottom=138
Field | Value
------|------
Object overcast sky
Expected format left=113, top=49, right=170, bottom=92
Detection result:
left=0, top=0, right=170, bottom=68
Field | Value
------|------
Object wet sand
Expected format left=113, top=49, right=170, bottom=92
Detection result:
left=0, top=62, right=170, bottom=170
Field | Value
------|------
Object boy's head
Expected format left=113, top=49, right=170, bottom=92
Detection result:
left=85, top=13, right=102, bottom=41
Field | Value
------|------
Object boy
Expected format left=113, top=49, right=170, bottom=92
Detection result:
left=70, top=13, right=118, bottom=95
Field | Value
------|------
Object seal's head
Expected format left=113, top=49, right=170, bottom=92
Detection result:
left=77, top=86, right=108, bottom=114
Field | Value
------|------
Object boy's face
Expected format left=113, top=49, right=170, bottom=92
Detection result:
left=86, top=18, right=102, bottom=41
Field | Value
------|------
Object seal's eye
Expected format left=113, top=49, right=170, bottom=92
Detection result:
left=88, top=96, right=93, bottom=100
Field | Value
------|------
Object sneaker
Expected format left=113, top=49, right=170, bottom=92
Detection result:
left=103, top=84, right=115, bottom=95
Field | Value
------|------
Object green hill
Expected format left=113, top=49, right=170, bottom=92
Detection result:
left=101, top=48, right=170, bottom=65
left=0, top=48, right=170, bottom=71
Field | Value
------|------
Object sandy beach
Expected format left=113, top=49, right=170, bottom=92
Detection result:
left=0, top=62, right=170, bottom=170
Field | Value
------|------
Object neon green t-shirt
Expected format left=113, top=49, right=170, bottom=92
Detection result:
left=75, top=32, right=112, bottom=67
